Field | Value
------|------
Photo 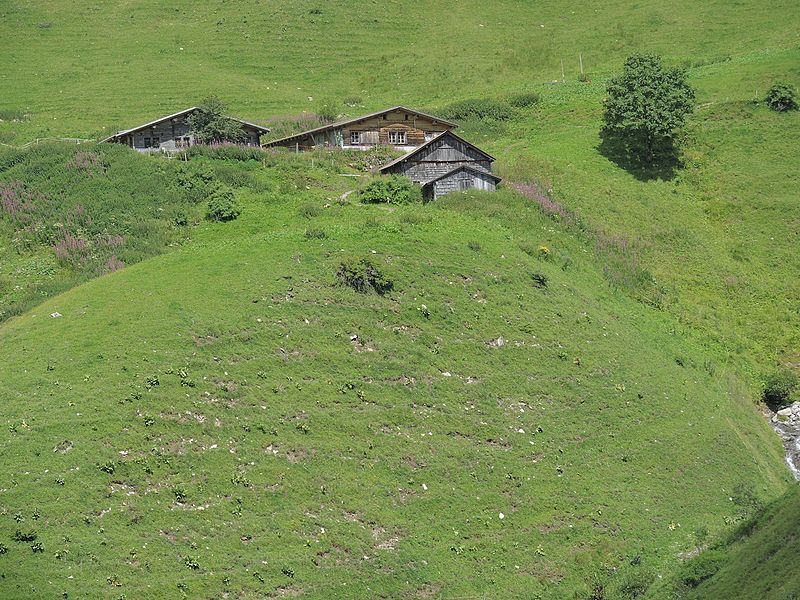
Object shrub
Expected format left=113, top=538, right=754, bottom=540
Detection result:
left=186, top=96, right=247, bottom=144
left=765, top=83, right=798, bottom=112
left=467, top=240, right=481, bottom=252
left=763, top=368, right=798, bottom=408
left=343, top=95, right=363, bottom=107
left=298, top=203, right=322, bottom=218
left=530, top=272, right=548, bottom=288
left=507, top=92, right=540, bottom=108
left=610, top=568, right=656, bottom=599
left=304, top=227, right=326, bottom=239
left=317, top=98, right=339, bottom=123
left=358, top=176, right=421, bottom=205
left=677, top=550, right=724, bottom=588
left=440, top=98, right=514, bottom=121
left=206, top=185, right=240, bottom=222
left=336, top=257, right=393, bottom=295
left=12, top=530, right=37, bottom=542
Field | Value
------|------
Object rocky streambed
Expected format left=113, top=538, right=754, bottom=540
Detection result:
left=770, top=402, right=800, bottom=480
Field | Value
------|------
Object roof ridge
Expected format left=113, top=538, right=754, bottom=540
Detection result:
left=262, top=106, right=457, bottom=147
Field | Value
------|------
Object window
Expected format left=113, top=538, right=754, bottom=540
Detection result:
left=425, top=131, right=437, bottom=141
left=388, top=131, right=406, bottom=145
left=144, top=137, right=151, bottom=148
left=350, top=131, right=361, bottom=145
left=152, top=137, right=160, bottom=147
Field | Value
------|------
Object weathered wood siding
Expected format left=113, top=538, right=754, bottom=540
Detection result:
left=431, top=169, right=497, bottom=200
left=121, top=117, right=261, bottom=151
left=342, top=109, right=449, bottom=148
left=384, top=135, right=492, bottom=182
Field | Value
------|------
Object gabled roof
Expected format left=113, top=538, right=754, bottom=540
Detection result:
left=101, top=107, right=270, bottom=142
left=422, top=164, right=502, bottom=187
left=262, top=106, right=457, bottom=147
left=378, top=130, right=496, bottom=172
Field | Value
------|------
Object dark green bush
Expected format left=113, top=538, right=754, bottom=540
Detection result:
left=677, top=550, right=724, bottom=588
left=358, top=175, right=421, bottom=205
left=765, top=83, right=798, bottom=112
left=342, top=95, right=363, bottom=107
left=530, top=272, right=548, bottom=288
left=187, top=144, right=266, bottom=161
left=304, top=227, right=326, bottom=239
left=206, top=185, right=240, bottom=222
left=609, top=568, right=656, bottom=599
left=507, top=92, right=540, bottom=108
left=440, top=97, right=514, bottom=121
left=763, top=368, right=798, bottom=408
left=336, top=257, right=393, bottom=295
left=298, top=203, right=322, bottom=218
left=467, top=240, right=481, bottom=252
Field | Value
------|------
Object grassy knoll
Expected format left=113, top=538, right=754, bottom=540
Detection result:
left=0, top=151, right=790, bottom=597
left=0, top=0, right=798, bottom=597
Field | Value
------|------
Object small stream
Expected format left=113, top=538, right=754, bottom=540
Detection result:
left=769, top=402, right=800, bottom=481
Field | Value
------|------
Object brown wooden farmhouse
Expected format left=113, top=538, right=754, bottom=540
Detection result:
left=263, top=106, right=457, bottom=151
left=102, top=107, right=270, bottom=152
left=379, top=130, right=501, bottom=201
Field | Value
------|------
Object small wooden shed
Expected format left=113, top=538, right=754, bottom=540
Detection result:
left=378, top=130, right=500, bottom=199
left=421, top=165, right=502, bottom=201
left=101, top=107, right=270, bottom=152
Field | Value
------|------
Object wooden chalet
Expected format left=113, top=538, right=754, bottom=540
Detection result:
left=262, top=106, right=457, bottom=151
left=379, top=130, right=500, bottom=201
left=101, top=107, right=270, bottom=152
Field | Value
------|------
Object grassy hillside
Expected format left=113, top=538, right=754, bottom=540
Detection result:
left=0, top=0, right=797, bottom=142
left=673, top=485, right=800, bottom=599
left=0, top=144, right=208, bottom=321
left=0, top=0, right=799, bottom=598
left=0, top=151, right=790, bottom=597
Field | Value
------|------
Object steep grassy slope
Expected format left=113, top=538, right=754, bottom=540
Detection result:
left=674, top=485, right=800, bottom=599
left=0, top=1, right=799, bottom=597
left=0, top=159, right=790, bottom=597
left=0, top=144, right=208, bottom=321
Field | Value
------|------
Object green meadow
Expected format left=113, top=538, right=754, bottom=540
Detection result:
left=0, top=0, right=799, bottom=598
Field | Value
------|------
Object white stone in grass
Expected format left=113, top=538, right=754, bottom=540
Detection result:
left=499, top=512, right=505, bottom=520
left=50, top=312, right=62, bottom=318
left=422, top=483, right=428, bottom=491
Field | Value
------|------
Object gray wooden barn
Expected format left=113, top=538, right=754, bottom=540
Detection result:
left=378, top=131, right=500, bottom=200
left=101, top=107, right=270, bottom=152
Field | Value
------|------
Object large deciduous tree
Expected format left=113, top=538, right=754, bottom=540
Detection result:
left=602, top=54, right=695, bottom=164
left=187, top=96, right=246, bottom=144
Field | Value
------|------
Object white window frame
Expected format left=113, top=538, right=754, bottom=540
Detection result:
left=389, top=131, right=406, bottom=145
left=350, top=131, right=361, bottom=145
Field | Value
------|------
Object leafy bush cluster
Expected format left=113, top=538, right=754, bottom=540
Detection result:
left=186, top=96, right=249, bottom=144
left=440, top=97, right=514, bottom=121
left=187, top=143, right=267, bottom=162
left=336, top=257, right=394, bottom=295
left=358, top=175, right=421, bottom=205
left=765, top=82, right=798, bottom=112
left=676, top=549, right=724, bottom=589
left=507, top=92, right=540, bottom=108
left=205, top=185, right=241, bottom=222
left=763, top=367, right=798, bottom=408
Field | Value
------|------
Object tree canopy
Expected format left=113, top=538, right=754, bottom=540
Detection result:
left=186, top=96, right=246, bottom=144
left=602, top=54, right=695, bottom=163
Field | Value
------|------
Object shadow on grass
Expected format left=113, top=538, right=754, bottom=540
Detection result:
left=598, top=128, right=682, bottom=181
